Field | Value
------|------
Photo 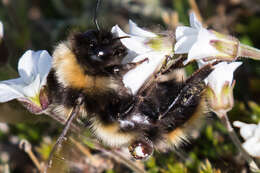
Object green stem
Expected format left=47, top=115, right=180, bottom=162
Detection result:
left=239, top=43, right=260, bottom=60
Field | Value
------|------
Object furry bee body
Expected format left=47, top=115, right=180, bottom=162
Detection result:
left=47, top=30, right=140, bottom=147
left=46, top=28, right=214, bottom=158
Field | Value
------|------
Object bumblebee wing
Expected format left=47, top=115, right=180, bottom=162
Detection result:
left=158, top=64, right=214, bottom=148
left=46, top=133, right=114, bottom=173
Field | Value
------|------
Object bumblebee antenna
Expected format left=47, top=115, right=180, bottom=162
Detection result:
left=94, top=0, right=101, bottom=31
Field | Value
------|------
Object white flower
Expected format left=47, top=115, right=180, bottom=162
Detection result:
left=174, top=13, right=239, bottom=65
left=112, top=20, right=173, bottom=94
left=206, top=62, right=242, bottom=95
left=233, top=121, right=260, bottom=158
left=0, top=21, right=3, bottom=39
left=204, top=61, right=242, bottom=113
left=0, top=50, right=52, bottom=113
left=0, top=122, right=9, bottom=133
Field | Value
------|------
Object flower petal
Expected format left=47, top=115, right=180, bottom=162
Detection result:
left=206, top=62, right=242, bottom=94
left=0, top=21, right=3, bottom=39
left=112, top=25, right=151, bottom=54
left=233, top=121, right=258, bottom=140
left=174, top=35, right=197, bottom=54
left=18, top=50, right=38, bottom=84
left=22, top=74, right=41, bottom=98
left=242, top=137, right=260, bottom=158
left=37, top=50, right=52, bottom=82
left=111, top=25, right=127, bottom=36
left=184, top=29, right=223, bottom=64
left=175, top=26, right=197, bottom=41
left=129, top=20, right=157, bottom=38
left=0, top=83, right=24, bottom=102
left=123, top=52, right=165, bottom=94
left=189, top=12, right=202, bottom=29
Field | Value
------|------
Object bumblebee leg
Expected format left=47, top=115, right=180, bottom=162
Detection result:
left=164, top=55, right=186, bottom=72
left=45, top=95, right=84, bottom=171
left=104, top=58, right=149, bottom=76
left=155, top=55, right=187, bottom=83
left=157, top=55, right=186, bottom=75
left=159, top=63, right=214, bottom=120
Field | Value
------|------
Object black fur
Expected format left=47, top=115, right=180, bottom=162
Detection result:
left=47, top=69, right=81, bottom=108
left=47, top=68, right=134, bottom=124
left=70, top=30, right=127, bottom=75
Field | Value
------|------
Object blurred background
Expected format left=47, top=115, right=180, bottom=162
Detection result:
left=1, top=0, right=260, bottom=172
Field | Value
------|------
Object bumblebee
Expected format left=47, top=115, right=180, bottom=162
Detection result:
left=45, top=20, right=214, bottom=162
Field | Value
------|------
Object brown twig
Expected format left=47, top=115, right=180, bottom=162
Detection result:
left=104, top=149, right=147, bottom=173
left=19, top=139, right=44, bottom=173
left=162, top=11, right=179, bottom=29
left=69, top=137, right=93, bottom=159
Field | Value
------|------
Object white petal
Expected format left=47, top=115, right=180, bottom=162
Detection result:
left=233, top=121, right=246, bottom=128
left=175, top=26, right=197, bottom=41
left=123, top=52, right=165, bottom=94
left=18, top=50, right=38, bottom=84
left=196, top=59, right=216, bottom=69
left=0, top=21, right=3, bottom=38
left=22, top=74, right=41, bottom=98
left=174, top=35, right=197, bottom=54
left=227, top=61, right=243, bottom=73
left=0, top=83, right=24, bottom=102
left=189, top=12, right=202, bottom=29
left=37, top=50, right=52, bottom=82
left=111, top=25, right=133, bottom=39
left=187, top=29, right=220, bottom=61
left=243, top=137, right=260, bottom=158
left=113, top=25, right=151, bottom=54
left=111, top=25, right=124, bottom=36
left=206, top=62, right=242, bottom=94
left=129, top=20, right=157, bottom=38
left=1, top=77, right=24, bottom=85
left=253, top=125, right=260, bottom=139
left=122, top=50, right=138, bottom=64
left=233, top=121, right=258, bottom=140
left=1, top=78, right=29, bottom=94
left=196, top=59, right=206, bottom=69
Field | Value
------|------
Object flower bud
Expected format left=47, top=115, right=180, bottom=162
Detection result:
left=207, top=81, right=235, bottom=113
left=203, top=62, right=242, bottom=113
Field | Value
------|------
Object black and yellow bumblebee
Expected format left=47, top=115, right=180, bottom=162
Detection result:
left=45, top=24, right=213, bottom=162
left=44, top=1, right=214, bottom=163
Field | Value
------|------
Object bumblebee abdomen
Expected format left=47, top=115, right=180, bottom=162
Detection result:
left=163, top=96, right=208, bottom=149
left=90, top=118, right=137, bottom=147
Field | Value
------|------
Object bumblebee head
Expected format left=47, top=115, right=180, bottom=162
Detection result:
left=70, top=30, right=127, bottom=74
